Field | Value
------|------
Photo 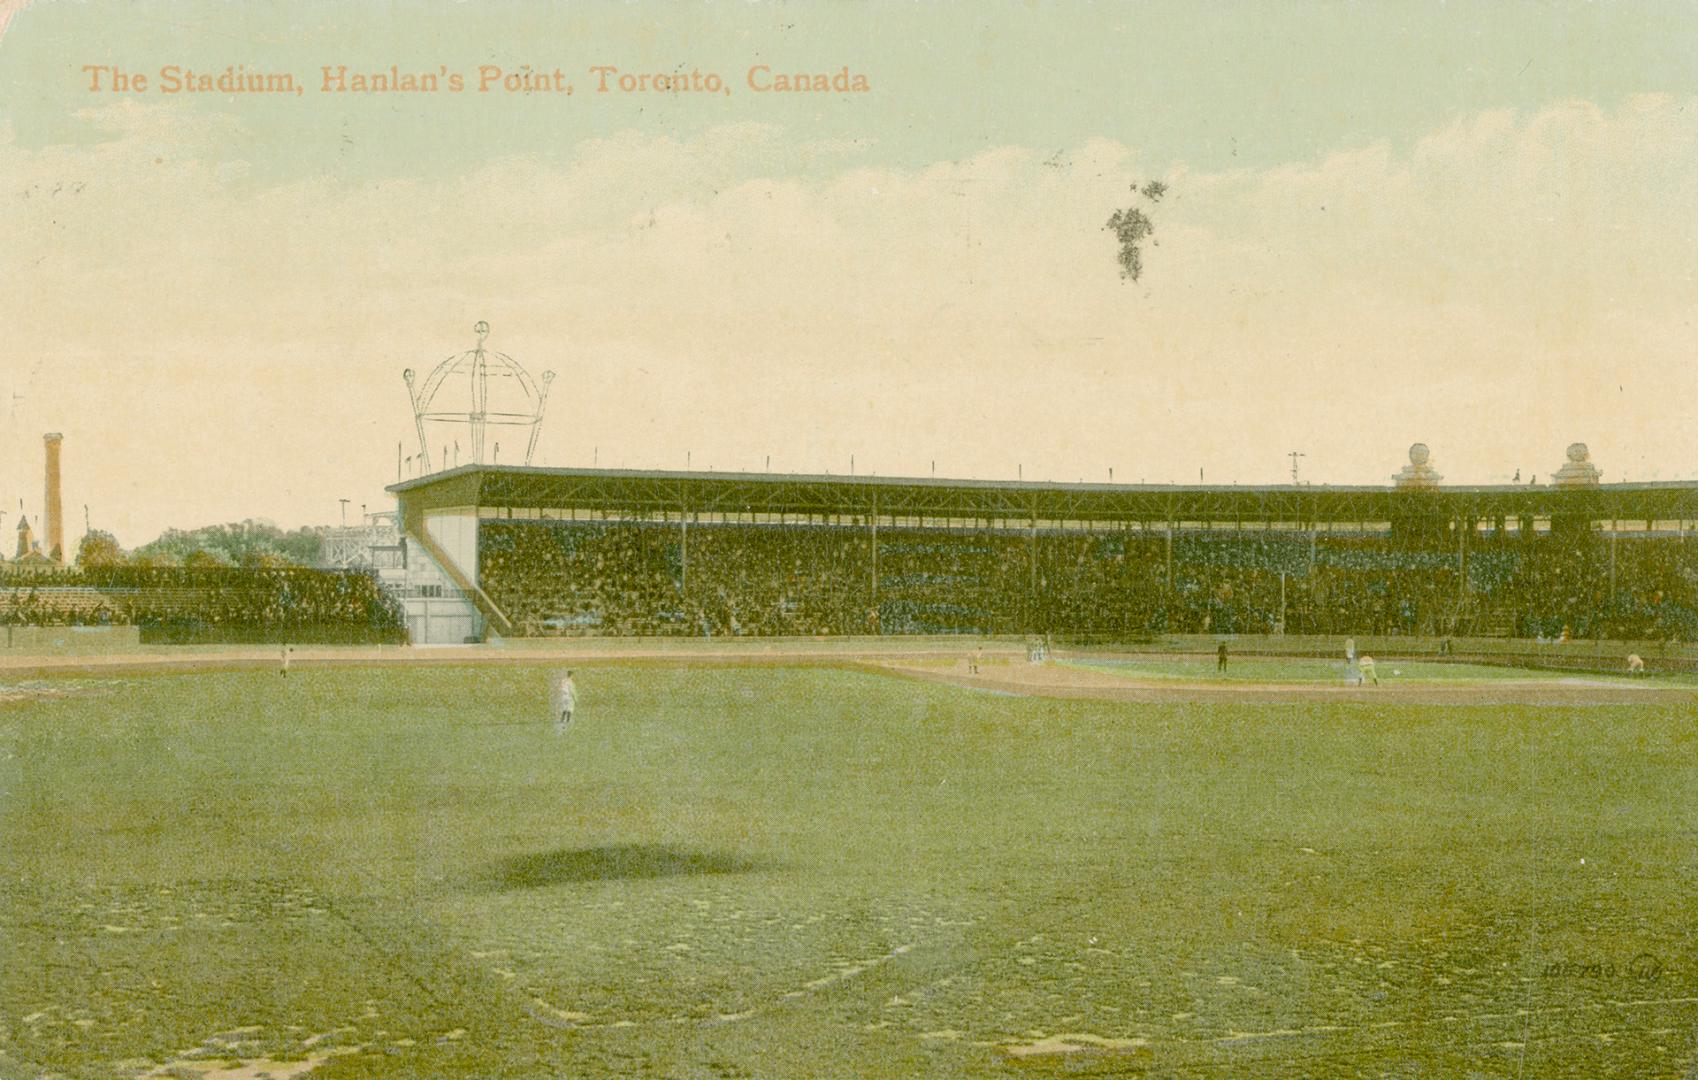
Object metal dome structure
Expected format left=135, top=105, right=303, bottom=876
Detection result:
left=404, top=322, right=554, bottom=472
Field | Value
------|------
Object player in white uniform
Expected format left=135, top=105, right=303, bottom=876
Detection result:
left=1357, top=655, right=1379, bottom=686
left=1626, top=654, right=1645, bottom=674
left=553, top=670, right=579, bottom=735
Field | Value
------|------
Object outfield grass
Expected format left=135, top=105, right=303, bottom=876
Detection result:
left=2, top=665, right=1696, bottom=1077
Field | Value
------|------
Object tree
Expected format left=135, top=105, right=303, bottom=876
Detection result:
left=75, top=530, right=126, bottom=568
left=131, top=520, right=323, bottom=568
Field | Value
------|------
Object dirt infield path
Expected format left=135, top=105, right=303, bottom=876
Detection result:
left=0, top=641, right=988, bottom=678
left=870, top=657, right=1698, bottom=706
left=1, top=643, right=1691, bottom=705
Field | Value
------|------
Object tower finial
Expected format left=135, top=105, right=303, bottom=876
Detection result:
left=407, top=323, right=551, bottom=471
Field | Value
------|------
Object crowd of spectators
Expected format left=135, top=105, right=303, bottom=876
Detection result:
left=9, top=517, right=1690, bottom=644
left=476, top=519, right=1698, bottom=642
left=481, top=521, right=874, bottom=637
left=11, top=519, right=1687, bottom=644
left=0, top=565, right=406, bottom=642
left=1460, top=533, right=1698, bottom=642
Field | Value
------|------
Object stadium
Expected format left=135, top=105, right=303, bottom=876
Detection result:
left=6, top=416, right=1698, bottom=1078
left=385, top=442, right=1698, bottom=658
left=12, top=434, right=1698, bottom=671
left=3, top=335, right=1698, bottom=1075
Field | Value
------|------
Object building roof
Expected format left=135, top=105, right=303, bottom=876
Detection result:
left=388, top=464, right=1698, bottom=525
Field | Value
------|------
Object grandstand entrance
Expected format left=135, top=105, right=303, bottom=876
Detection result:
left=391, top=534, right=485, bottom=644
left=405, top=601, right=478, bottom=646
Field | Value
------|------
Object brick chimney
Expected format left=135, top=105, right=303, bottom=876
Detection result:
left=43, top=433, right=64, bottom=563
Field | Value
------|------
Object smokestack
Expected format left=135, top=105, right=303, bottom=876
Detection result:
left=43, top=433, right=63, bottom=564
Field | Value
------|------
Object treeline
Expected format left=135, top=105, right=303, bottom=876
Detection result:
left=76, top=521, right=324, bottom=569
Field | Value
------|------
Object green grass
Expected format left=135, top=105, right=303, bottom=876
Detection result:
left=2, top=665, right=1697, bottom=1077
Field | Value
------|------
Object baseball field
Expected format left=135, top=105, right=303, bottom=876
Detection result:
left=2, top=652, right=1695, bottom=1077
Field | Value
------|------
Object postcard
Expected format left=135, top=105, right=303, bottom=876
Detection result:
left=2, top=3, right=1694, bottom=1076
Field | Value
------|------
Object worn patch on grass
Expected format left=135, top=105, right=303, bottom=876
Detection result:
left=1000, top=1032, right=1150, bottom=1058
left=142, top=1045, right=358, bottom=1079
left=0, top=679, right=127, bottom=704
left=484, top=844, right=766, bottom=889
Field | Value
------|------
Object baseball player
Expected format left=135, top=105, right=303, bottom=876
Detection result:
left=553, top=670, right=579, bottom=734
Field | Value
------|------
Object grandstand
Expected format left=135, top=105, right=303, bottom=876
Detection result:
left=385, top=445, right=1698, bottom=645
left=14, top=440, right=1687, bottom=650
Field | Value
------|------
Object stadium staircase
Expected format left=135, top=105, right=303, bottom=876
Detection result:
left=399, top=507, right=515, bottom=638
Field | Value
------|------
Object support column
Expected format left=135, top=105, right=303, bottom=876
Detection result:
left=870, top=497, right=880, bottom=611
left=1028, top=510, right=1039, bottom=631
left=1458, top=514, right=1469, bottom=598
left=1165, top=515, right=1174, bottom=591
left=1609, top=520, right=1618, bottom=598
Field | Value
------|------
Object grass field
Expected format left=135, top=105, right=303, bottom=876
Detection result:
left=3, top=663, right=1697, bottom=1077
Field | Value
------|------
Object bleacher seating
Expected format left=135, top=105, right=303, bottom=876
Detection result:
left=0, top=566, right=407, bottom=643
left=477, top=520, right=1698, bottom=641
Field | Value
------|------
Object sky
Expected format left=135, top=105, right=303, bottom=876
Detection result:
left=1, top=1, right=1697, bottom=548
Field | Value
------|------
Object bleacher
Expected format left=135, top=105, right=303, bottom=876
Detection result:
left=476, top=519, right=1698, bottom=641
left=0, top=566, right=408, bottom=643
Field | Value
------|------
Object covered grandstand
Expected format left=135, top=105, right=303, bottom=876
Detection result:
left=386, top=457, right=1698, bottom=645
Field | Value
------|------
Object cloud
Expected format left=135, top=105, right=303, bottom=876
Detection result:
left=1, top=96, right=1696, bottom=544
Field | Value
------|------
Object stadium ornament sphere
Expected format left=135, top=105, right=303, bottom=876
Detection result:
left=404, top=321, right=555, bottom=472
left=1554, top=441, right=1602, bottom=487
left=1393, top=442, right=1442, bottom=488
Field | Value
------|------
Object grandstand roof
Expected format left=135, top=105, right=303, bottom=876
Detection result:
left=389, top=465, right=1698, bottom=526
